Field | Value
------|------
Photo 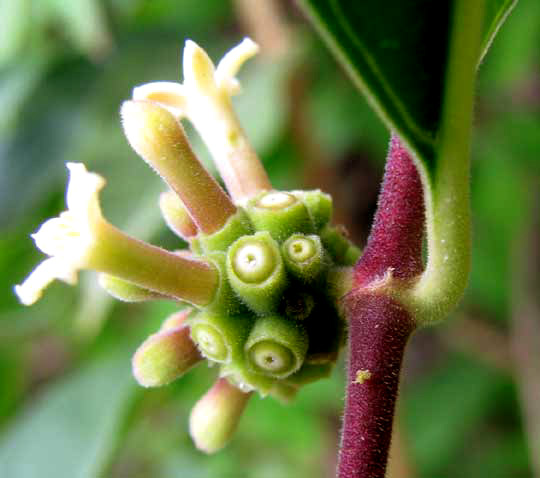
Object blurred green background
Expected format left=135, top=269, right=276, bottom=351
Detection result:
left=0, top=1, right=539, bottom=477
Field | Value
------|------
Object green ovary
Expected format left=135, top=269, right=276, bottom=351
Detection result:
left=232, top=240, right=276, bottom=283
left=256, top=191, right=296, bottom=209
left=191, top=324, right=228, bottom=362
left=286, top=237, right=316, bottom=263
left=248, top=340, right=295, bottom=375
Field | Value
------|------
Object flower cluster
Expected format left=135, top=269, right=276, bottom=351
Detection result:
left=15, top=39, right=359, bottom=453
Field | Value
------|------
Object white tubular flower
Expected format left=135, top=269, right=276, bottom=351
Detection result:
left=132, top=37, right=271, bottom=202
left=133, top=38, right=258, bottom=114
left=15, top=163, right=106, bottom=305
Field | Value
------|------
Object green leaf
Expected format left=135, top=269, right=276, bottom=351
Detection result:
left=0, top=346, right=136, bottom=478
left=298, top=0, right=517, bottom=169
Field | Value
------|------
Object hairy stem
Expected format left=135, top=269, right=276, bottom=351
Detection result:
left=340, top=136, right=424, bottom=477
left=353, top=134, right=425, bottom=288
left=339, top=294, right=415, bottom=478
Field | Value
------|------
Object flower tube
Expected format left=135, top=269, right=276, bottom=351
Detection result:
left=15, top=163, right=218, bottom=306
left=132, top=38, right=271, bottom=201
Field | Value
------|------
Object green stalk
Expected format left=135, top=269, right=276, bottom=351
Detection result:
left=407, top=0, right=486, bottom=324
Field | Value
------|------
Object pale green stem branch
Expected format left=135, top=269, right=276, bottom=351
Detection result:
left=405, top=0, right=485, bottom=324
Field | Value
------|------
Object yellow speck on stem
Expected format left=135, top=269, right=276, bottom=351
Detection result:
left=354, top=369, right=372, bottom=384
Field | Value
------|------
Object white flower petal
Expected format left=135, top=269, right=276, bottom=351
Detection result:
left=132, top=82, right=187, bottom=116
left=215, top=38, right=259, bottom=92
left=16, top=162, right=106, bottom=306
left=182, top=40, right=217, bottom=94
left=14, top=257, right=78, bottom=306
left=66, top=162, right=105, bottom=221
left=31, top=211, right=93, bottom=262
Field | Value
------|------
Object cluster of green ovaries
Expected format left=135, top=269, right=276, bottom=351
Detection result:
left=172, top=188, right=357, bottom=401
left=14, top=38, right=360, bottom=453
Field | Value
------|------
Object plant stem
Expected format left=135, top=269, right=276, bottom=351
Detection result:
left=409, top=0, right=485, bottom=323
left=353, top=135, right=425, bottom=288
left=339, top=293, right=415, bottom=478
left=339, top=136, right=424, bottom=477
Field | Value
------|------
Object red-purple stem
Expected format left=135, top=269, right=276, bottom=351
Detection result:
left=338, top=135, right=425, bottom=478
left=353, top=135, right=425, bottom=287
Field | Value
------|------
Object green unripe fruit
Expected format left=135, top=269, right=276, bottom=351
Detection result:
left=282, top=234, right=328, bottom=283
left=292, top=189, right=332, bottom=230
left=246, top=191, right=313, bottom=242
left=159, top=190, right=198, bottom=240
left=198, top=209, right=253, bottom=253
left=226, top=232, right=286, bottom=315
left=244, top=316, right=308, bottom=379
left=189, top=312, right=252, bottom=364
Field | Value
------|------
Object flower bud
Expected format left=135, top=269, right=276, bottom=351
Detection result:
left=159, top=190, right=198, bottom=240
left=98, top=273, right=167, bottom=302
left=160, top=308, right=192, bottom=331
left=132, top=318, right=202, bottom=387
left=245, top=191, right=313, bottom=243
left=244, top=315, right=308, bottom=379
left=189, top=378, right=251, bottom=454
left=121, top=100, right=236, bottom=234
left=226, top=232, right=286, bottom=314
